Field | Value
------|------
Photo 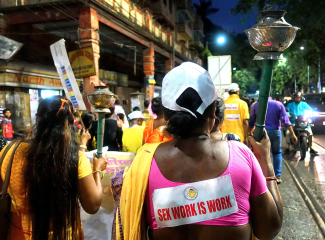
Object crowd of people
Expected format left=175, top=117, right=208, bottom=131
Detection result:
left=0, top=61, right=318, bottom=239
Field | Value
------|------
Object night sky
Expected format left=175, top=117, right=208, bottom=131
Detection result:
left=191, top=0, right=258, bottom=33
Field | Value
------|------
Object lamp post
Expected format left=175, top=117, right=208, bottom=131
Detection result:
left=300, top=46, right=310, bottom=93
left=244, top=8, right=299, bottom=142
left=205, top=35, right=227, bottom=48
left=87, top=86, right=116, bottom=158
left=318, top=55, right=321, bottom=93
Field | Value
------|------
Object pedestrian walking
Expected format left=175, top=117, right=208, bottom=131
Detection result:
left=210, top=97, right=241, bottom=141
left=73, top=112, right=81, bottom=130
left=111, top=99, right=129, bottom=128
left=250, top=97, right=298, bottom=183
left=142, top=100, right=153, bottom=124
left=222, top=83, right=250, bottom=143
left=103, top=107, right=123, bottom=151
left=1, top=109, right=14, bottom=141
left=143, top=97, right=167, bottom=144
left=113, top=62, right=283, bottom=240
left=0, top=96, right=107, bottom=239
left=122, top=111, right=145, bottom=153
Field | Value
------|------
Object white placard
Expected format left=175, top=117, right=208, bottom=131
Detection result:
left=50, top=39, right=86, bottom=110
left=152, top=174, right=238, bottom=228
left=208, top=55, right=232, bottom=87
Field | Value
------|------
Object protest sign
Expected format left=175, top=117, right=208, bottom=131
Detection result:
left=81, top=151, right=135, bottom=240
left=50, top=39, right=86, bottom=110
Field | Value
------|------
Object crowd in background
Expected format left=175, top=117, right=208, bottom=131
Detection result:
left=2, top=62, right=314, bottom=240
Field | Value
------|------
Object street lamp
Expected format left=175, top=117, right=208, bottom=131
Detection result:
left=217, top=36, right=225, bottom=44
left=215, top=35, right=226, bottom=45
left=278, top=57, right=287, bottom=65
left=244, top=8, right=299, bottom=141
left=87, top=86, right=116, bottom=158
left=300, top=46, right=311, bottom=93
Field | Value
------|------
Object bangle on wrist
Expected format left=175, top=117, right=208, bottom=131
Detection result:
left=79, top=145, right=87, bottom=150
left=266, top=176, right=277, bottom=181
left=93, top=170, right=104, bottom=179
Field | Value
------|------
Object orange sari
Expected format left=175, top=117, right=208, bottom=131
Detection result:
left=143, top=119, right=154, bottom=143
left=145, top=129, right=172, bottom=144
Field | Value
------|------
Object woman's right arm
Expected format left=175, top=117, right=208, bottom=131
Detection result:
left=248, top=132, right=283, bottom=240
left=78, top=154, right=107, bottom=214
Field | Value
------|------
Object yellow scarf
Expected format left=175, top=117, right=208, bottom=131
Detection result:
left=116, top=143, right=161, bottom=240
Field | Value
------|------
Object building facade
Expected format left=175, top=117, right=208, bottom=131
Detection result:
left=0, top=0, right=204, bottom=131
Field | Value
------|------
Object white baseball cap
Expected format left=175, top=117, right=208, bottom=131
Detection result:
left=228, top=83, right=240, bottom=92
left=162, top=62, right=218, bottom=118
left=128, top=111, right=145, bottom=120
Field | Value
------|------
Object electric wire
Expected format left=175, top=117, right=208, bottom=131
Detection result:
left=15, top=1, right=181, bottom=75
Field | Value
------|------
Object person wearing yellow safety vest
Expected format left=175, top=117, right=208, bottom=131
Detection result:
left=222, top=83, right=250, bottom=143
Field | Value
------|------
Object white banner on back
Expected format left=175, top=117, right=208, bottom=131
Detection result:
left=152, top=174, right=238, bottom=228
left=226, top=114, right=240, bottom=121
left=225, top=104, right=239, bottom=110
left=50, top=39, right=86, bottom=110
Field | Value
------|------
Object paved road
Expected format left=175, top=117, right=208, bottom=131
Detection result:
left=312, top=126, right=325, bottom=148
left=275, top=162, right=323, bottom=240
left=279, top=131, right=325, bottom=239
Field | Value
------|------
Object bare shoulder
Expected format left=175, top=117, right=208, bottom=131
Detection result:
left=153, top=140, right=177, bottom=161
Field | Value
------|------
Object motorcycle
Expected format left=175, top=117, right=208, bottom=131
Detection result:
left=286, top=110, right=313, bottom=160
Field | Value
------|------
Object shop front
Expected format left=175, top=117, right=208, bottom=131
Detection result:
left=0, top=63, right=65, bottom=133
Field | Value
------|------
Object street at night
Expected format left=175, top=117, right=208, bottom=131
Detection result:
left=1, top=0, right=325, bottom=239
left=275, top=126, right=325, bottom=239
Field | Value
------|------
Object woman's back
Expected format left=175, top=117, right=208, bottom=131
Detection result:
left=0, top=143, right=92, bottom=239
left=146, top=138, right=265, bottom=240
left=103, top=119, right=122, bottom=151
left=116, top=62, right=283, bottom=240
left=0, top=143, right=30, bottom=239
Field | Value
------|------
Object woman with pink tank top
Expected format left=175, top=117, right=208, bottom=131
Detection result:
left=114, top=62, right=283, bottom=240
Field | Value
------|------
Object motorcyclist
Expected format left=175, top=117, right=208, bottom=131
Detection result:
left=284, top=92, right=319, bottom=156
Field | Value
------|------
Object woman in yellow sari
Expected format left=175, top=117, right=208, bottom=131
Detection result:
left=0, top=96, right=107, bottom=239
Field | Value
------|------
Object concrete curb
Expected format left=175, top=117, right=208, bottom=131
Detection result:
left=284, top=160, right=325, bottom=238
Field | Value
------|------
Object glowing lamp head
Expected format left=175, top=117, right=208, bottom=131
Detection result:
left=217, top=37, right=225, bottom=44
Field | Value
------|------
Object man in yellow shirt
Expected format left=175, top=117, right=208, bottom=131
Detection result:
left=142, top=100, right=153, bottom=126
left=222, top=83, right=249, bottom=143
left=122, top=111, right=145, bottom=153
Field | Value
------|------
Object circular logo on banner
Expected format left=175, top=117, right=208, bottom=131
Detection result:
left=183, top=187, right=198, bottom=200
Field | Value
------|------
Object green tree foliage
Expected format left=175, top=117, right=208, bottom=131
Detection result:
left=193, top=0, right=224, bottom=43
left=272, top=51, right=318, bottom=96
left=193, top=0, right=219, bottom=18
left=233, top=69, right=257, bottom=94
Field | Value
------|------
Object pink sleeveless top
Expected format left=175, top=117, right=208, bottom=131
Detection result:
left=144, top=141, right=267, bottom=228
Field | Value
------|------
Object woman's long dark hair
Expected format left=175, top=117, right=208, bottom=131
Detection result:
left=151, top=97, right=164, bottom=117
left=24, top=95, right=82, bottom=240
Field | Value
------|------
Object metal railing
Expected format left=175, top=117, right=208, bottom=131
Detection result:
left=177, top=20, right=193, bottom=40
left=177, top=0, right=195, bottom=20
left=149, top=0, right=175, bottom=27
